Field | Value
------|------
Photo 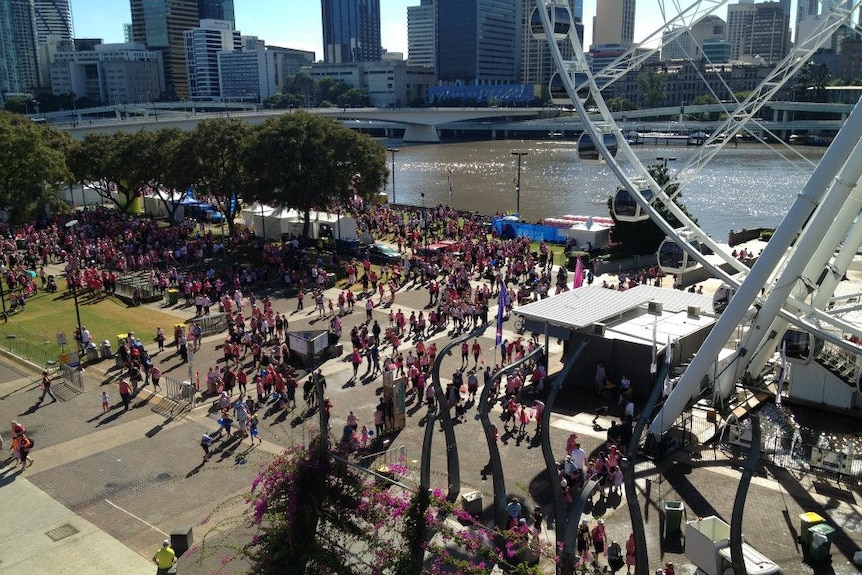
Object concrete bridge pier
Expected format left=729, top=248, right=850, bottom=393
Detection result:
left=403, top=123, right=440, bottom=143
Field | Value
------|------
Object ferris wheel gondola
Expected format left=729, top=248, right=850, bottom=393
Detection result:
left=612, top=178, right=653, bottom=222
left=781, top=328, right=824, bottom=364
left=549, top=68, right=590, bottom=105
left=577, top=131, right=617, bottom=165
left=657, top=230, right=702, bottom=275
left=530, top=1, right=573, bottom=41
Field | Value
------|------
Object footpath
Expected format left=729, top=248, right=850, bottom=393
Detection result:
left=1, top=262, right=861, bottom=575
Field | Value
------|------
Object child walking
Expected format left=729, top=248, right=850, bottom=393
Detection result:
left=101, top=391, right=111, bottom=413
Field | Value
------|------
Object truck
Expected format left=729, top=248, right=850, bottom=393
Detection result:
left=685, top=516, right=780, bottom=575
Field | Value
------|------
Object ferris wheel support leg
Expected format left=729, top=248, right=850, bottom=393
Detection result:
left=812, top=214, right=862, bottom=310
left=742, top=144, right=862, bottom=382
left=648, top=98, right=862, bottom=436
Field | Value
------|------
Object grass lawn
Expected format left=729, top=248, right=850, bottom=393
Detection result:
left=0, top=288, right=181, bottom=367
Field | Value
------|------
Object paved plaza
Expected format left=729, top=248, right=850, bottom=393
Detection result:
left=0, top=261, right=860, bottom=575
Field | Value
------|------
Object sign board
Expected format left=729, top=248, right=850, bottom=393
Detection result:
left=60, top=351, right=80, bottom=367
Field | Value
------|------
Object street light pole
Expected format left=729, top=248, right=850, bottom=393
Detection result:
left=511, top=150, right=528, bottom=215
left=421, top=192, right=427, bottom=247
left=0, top=272, right=7, bottom=321
left=65, top=220, right=83, bottom=353
left=387, top=147, right=399, bottom=205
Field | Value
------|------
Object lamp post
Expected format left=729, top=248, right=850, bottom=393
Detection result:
left=65, top=220, right=83, bottom=352
left=387, top=147, right=399, bottom=205
left=421, top=192, right=428, bottom=247
left=0, top=270, right=7, bottom=321
left=511, top=150, right=528, bottom=215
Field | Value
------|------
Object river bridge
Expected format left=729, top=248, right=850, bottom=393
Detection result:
left=42, top=101, right=853, bottom=143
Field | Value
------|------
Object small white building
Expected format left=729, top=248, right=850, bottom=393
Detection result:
left=515, top=285, right=715, bottom=398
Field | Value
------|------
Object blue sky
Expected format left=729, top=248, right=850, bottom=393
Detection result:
left=70, top=0, right=417, bottom=59
left=69, top=1, right=740, bottom=60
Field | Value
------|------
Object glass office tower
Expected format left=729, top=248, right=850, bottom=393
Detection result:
left=321, top=0, right=382, bottom=63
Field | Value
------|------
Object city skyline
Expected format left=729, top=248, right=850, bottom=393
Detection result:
left=65, top=0, right=719, bottom=60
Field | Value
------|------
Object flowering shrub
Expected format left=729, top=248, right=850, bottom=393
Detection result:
left=196, top=435, right=555, bottom=574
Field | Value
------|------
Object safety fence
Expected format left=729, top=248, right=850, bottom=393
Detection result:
left=722, top=422, right=862, bottom=484
left=649, top=402, right=861, bottom=485
left=0, top=325, right=63, bottom=369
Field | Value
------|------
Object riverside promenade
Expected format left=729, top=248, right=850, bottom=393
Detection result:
left=1, top=262, right=860, bottom=575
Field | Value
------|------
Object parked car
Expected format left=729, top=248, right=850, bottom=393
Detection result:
left=363, top=243, right=401, bottom=265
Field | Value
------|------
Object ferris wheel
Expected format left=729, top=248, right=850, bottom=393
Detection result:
left=532, top=0, right=862, bottom=433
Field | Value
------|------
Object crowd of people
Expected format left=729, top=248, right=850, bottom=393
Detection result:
left=0, top=200, right=664, bottom=571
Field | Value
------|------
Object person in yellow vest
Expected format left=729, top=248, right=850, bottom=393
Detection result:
left=153, top=539, right=176, bottom=574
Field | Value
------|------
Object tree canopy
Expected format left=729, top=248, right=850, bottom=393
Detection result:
left=0, top=112, right=71, bottom=224
left=59, top=112, right=386, bottom=234
left=245, top=112, right=387, bottom=236
left=183, top=118, right=253, bottom=233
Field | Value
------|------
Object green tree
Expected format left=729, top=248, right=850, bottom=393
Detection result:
left=637, top=69, right=667, bottom=108
left=606, top=97, right=637, bottom=112
left=244, top=112, right=387, bottom=238
left=691, top=94, right=719, bottom=121
left=608, top=162, right=697, bottom=255
left=336, top=87, right=370, bottom=108
left=137, top=128, right=188, bottom=221
left=315, top=78, right=349, bottom=107
left=0, top=113, right=70, bottom=224
left=285, top=71, right=315, bottom=107
left=68, top=131, right=155, bottom=213
left=185, top=118, right=253, bottom=234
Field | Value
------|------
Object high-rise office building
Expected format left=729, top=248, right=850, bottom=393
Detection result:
left=0, top=0, right=40, bottom=92
left=661, top=15, right=726, bottom=61
left=184, top=18, right=241, bottom=100
left=130, top=0, right=199, bottom=99
left=591, top=0, right=634, bottom=49
left=407, top=0, right=435, bottom=67
left=50, top=42, right=165, bottom=104
left=727, top=1, right=789, bottom=64
left=33, top=0, right=71, bottom=44
left=436, top=0, right=519, bottom=84
left=33, top=0, right=73, bottom=88
left=198, top=0, right=234, bottom=27
left=727, top=1, right=757, bottom=61
left=321, top=0, right=382, bottom=63
left=520, top=0, right=583, bottom=86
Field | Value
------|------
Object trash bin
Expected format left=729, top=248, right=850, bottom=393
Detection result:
left=461, top=491, right=483, bottom=517
left=167, top=288, right=179, bottom=305
left=663, top=501, right=685, bottom=537
left=99, top=340, right=112, bottom=359
left=86, top=345, right=99, bottom=362
left=809, top=523, right=835, bottom=561
left=799, top=512, right=825, bottom=545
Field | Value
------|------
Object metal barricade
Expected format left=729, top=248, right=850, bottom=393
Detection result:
left=187, top=313, right=229, bottom=337
left=58, top=362, right=84, bottom=394
left=161, top=374, right=197, bottom=410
